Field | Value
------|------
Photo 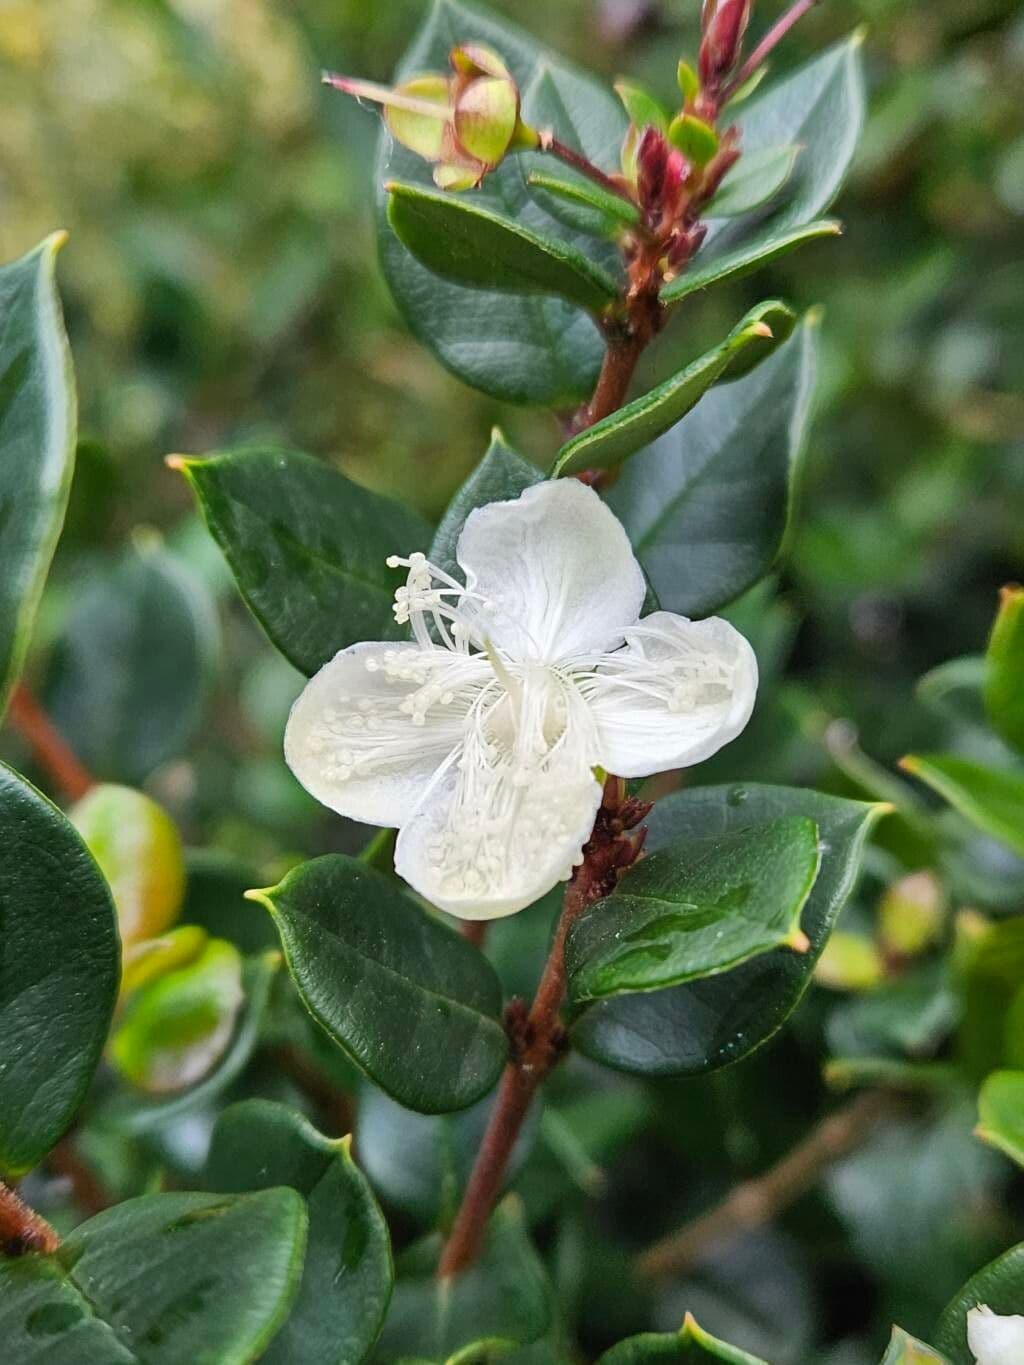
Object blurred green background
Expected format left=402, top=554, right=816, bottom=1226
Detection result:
left=3, top=2, right=1024, bottom=1358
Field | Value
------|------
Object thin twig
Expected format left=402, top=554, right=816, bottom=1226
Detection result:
left=7, top=683, right=94, bottom=803
left=635, top=1090, right=892, bottom=1281
left=437, top=779, right=649, bottom=1277
left=721, top=0, right=821, bottom=102
left=0, top=1178, right=60, bottom=1256
left=541, top=133, right=636, bottom=203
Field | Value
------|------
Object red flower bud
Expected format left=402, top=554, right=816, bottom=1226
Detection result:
left=636, top=126, right=669, bottom=210
left=699, top=0, right=752, bottom=85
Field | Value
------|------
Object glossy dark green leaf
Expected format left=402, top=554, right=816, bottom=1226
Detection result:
left=0, top=1189, right=306, bottom=1365
left=935, top=1242, right=1024, bottom=1363
left=386, top=182, right=619, bottom=312
left=100, top=952, right=279, bottom=1134
left=976, top=1070, right=1024, bottom=1168
left=554, top=301, right=795, bottom=477
left=566, top=817, right=820, bottom=1004
left=177, top=446, right=430, bottom=677
left=985, top=585, right=1024, bottom=754
left=901, top=754, right=1024, bottom=857
left=662, top=34, right=865, bottom=304
left=0, top=763, right=119, bottom=1176
left=430, top=431, right=543, bottom=581
left=46, top=538, right=218, bottom=784
left=371, top=1201, right=550, bottom=1362
left=572, top=785, right=885, bottom=1075
left=596, top=1314, right=768, bottom=1362
left=608, top=313, right=817, bottom=617
left=0, top=234, right=76, bottom=719
left=207, top=1100, right=393, bottom=1365
left=707, top=144, right=801, bottom=218
left=879, top=1327, right=949, bottom=1363
left=251, top=856, right=507, bottom=1113
left=377, top=0, right=625, bottom=405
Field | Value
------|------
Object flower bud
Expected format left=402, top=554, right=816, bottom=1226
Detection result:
left=699, top=0, right=752, bottom=86
left=636, top=125, right=669, bottom=208
left=323, top=42, right=537, bottom=192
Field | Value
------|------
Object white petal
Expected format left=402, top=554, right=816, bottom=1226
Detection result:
left=284, top=641, right=490, bottom=827
left=582, top=611, right=758, bottom=778
left=968, top=1306, right=1024, bottom=1365
left=456, top=480, right=647, bottom=663
left=395, top=668, right=603, bottom=919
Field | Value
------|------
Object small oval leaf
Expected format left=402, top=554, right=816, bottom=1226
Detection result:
left=901, top=754, right=1024, bottom=858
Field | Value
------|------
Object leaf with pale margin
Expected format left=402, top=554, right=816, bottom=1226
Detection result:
left=0, top=1189, right=306, bottom=1365
left=985, top=586, right=1024, bottom=755
left=662, top=34, right=865, bottom=303
left=177, top=446, right=430, bottom=676
left=251, top=856, right=507, bottom=1113
left=0, top=763, right=119, bottom=1177
left=566, top=817, right=820, bottom=1004
left=377, top=0, right=626, bottom=405
left=207, top=1100, right=393, bottom=1365
left=595, top=1313, right=768, bottom=1362
left=879, top=1327, right=950, bottom=1363
left=554, top=300, right=795, bottom=476
left=572, top=785, right=885, bottom=1076
left=0, top=234, right=76, bottom=720
left=935, top=1242, right=1024, bottom=1364
left=976, top=1070, right=1024, bottom=1168
left=608, top=312, right=817, bottom=617
left=901, top=754, right=1024, bottom=858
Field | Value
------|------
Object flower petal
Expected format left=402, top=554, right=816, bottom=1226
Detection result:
left=395, top=670, right=603, bottom=919
left=583, top=611, right=758, bottom=778
left=968, top=1305, right=1024, bottom=1365
left=456, top=480, right=647, bottom=663
left=285, top=642, right=490, bottom=827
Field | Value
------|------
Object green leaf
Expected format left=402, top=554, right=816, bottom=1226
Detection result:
left=566, top=817, right=820, bottom=1004
left=985, top=585, right=1024, bottom=754
left=251, top=856, right=507, bottom=1113
left=662, top=34, right=865, bottom=304
left=553, top=300, right=796, bottom=477
left=377, top=0, right=626, bottom=405
left=371, top=1202, right=550, bottom=1362
left=614, top=79, right=669, bottom=133
left=386, top=182, right=619, bottom=313
left=935, top=1242, right=1024, bottom=1363
left=526, top=171, right=639, bottom=232
left=667, top=114, right=719, bottom=166
left=46, top=537, right=218, bottom=784
left=707, top=144, right=801, bottom=217
left=207, top=1101, right=393, bottom=1365
left=99, top=952, right=279, bottom=1134
left=430, top=431, right=543, bottom=582
left=110, top=938, right=244, bottom=1094
left=0, top=234, right=76, bottom=720
left=177, top=446, right=430, bottom=676
left=976, top=1070, right=1024, bottom=1167
left=0, top=763, right=119, bottom=1176
left=180, top=847, right=279, bottom=956
left=0, top=1189, right=307, bottom=1365
left=596, top=1313, right=768, bottom=1362
left=608, top=312, right=817, bottom=617
left=879, top=1327, right=950, bottom=1363
left=572, top=785, right=885, bottom=1075
left=901, top=754, right=1024, bottom=857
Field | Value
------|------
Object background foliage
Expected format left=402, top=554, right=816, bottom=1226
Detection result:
left=2, top=0, right=1023, bottom=1360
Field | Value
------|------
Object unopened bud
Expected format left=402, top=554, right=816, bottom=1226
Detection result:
left=699, top=0, right=752, bottom=86
left=636, top=125, right=669, bottom=209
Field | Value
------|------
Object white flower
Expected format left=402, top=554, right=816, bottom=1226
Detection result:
left=968, top=1305, right=1024, bottom=1365
left=285, top=480, right=757, bottom=920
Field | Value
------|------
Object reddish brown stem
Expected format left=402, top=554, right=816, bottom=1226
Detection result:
left=634, top=1090, right=892, bottom=1280
left=7, top=683, right=94, bottom=803
left=48, top=1137, right=113, bottom=1218
left=460, top=920, right=488, bottom=949
left=541, top=134, right=635, bottom=204
left=722, top=0, right=821, bottom=102
left=438, top=779, right=649, bottom=1277
left=0, top=1178, right=60, bottom=1256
